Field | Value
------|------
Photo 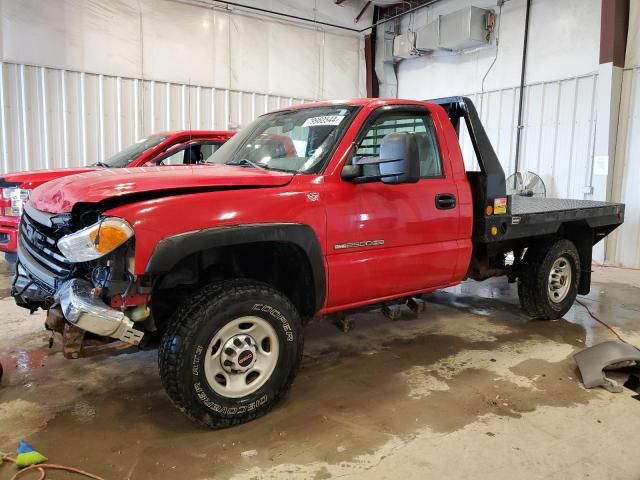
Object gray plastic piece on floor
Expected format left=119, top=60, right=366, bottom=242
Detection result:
left=574, top=340, right=640, bottom=392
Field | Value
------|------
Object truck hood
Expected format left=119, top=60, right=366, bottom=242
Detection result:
left=29, top=164, right=295, bottom=213
left=1, top=167, right=99, bottom=189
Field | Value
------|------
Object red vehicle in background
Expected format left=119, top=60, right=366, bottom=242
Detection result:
left=0, top=130, right=235, bottom=261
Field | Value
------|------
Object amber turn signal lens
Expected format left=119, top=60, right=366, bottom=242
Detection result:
left=89, top=225, right=131, bottom=254
left=485, top=205, right=493, bottom=216
left=490, top=226, right=498, bottom=236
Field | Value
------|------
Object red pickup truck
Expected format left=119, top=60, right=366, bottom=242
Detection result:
left=0, top=130, right=234, bottom=261
left=12, top=97, right=624, bottom=428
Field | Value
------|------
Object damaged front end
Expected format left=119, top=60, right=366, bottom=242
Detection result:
left=12, top=203, right=149, bottom=356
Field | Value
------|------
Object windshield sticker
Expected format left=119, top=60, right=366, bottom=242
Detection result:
left=302, top=115, right=345, bottom=127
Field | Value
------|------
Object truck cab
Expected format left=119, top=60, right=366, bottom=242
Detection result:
left=11, top=98, right=624, bottom=429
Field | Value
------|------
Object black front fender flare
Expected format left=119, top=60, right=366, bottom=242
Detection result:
left=145, top=223, right=326, bottom=311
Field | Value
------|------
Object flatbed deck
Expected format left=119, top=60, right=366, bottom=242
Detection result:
left=502, top=195, right=624, bottom=243
left=510, top=196, right=621, bottom=215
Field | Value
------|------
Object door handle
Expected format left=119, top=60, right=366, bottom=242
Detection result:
left=435, top=193, right=456, bottom=210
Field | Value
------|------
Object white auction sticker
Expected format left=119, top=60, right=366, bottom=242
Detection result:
left=302, top=115, right=345, bottom=127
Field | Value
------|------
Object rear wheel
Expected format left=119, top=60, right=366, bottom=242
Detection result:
left=517, top=239, right=580, bottom=320
left=158, top=279, right=303, bottom=428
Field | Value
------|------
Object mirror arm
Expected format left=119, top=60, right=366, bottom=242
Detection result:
left=352, top=172, right=405, bottom=184
left=352, top=156, right=403, bottom=166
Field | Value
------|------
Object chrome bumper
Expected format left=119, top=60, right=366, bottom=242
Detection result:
left=58, top=279, right=144, bottom=346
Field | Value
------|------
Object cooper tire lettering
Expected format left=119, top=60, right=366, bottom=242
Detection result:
left=252, top=303, right=294, bottom=342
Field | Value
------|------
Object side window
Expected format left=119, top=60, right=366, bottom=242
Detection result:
left=156, top=143, right=221, bottom=166
left=200, top=143, right=222, bottom=162
left=159, top=147, right=187, bottom=166
left=356, top=111, right=443, bottom=178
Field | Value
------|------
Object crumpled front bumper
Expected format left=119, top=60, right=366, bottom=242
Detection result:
left=12, top=260, right=55, bottom=309
left=58, top=279, right=144, bottom=345
left=13, top=258, right=144, bottom=346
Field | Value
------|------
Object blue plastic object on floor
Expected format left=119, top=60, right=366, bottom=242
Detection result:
left=15, top=440, right=48, bottom=469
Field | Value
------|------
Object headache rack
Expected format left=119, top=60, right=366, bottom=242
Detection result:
left=430, top=96, right=511, bottom=243
left=428, top=96, right=624, bottom=246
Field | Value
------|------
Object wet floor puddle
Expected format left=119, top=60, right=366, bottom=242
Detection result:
left=0, top=347, right=50, bottom=377
left=0, top=315, right=600, bottom=480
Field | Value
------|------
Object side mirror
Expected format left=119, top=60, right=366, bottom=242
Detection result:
left=341, top=163, right=362, bottom=180
left=341, top=132, right=421, bottom=184
left=379, top=132, right=421, bottom=184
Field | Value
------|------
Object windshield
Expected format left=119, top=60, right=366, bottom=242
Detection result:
left=102, top=135, right=168, bottom=168
left=207, top=105, right=358, bottom=173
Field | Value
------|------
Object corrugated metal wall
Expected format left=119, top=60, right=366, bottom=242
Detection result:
left=607, top=66, right=640, bottom=268
left=460, top=73, right=599, bottom=200
left=0, top=62, right=313, bottom=174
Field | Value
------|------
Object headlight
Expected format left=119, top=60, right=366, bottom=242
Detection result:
left=57, top=217, right=134, bottom=262
left=2, top=187, right=31, bottom=216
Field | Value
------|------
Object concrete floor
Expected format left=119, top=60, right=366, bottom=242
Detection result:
left=1, top=261, right=639, bottom=479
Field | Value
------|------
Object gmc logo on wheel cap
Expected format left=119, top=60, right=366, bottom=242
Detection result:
left=238, top=351, right=254, bottom=367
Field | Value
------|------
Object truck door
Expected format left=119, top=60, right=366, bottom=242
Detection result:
left=325, top=106, right=462, bottom=309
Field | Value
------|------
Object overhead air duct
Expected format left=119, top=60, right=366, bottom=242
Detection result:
left=393, top=6, right=494, bottom=59
left=376, top=19, right=399, bottom=98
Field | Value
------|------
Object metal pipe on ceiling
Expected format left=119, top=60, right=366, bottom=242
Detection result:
left=355, top=1, right=372, bottom=24
left=170, top=0, right=440, bottom=33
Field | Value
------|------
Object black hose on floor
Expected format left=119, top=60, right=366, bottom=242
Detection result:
left=576, top=297, right=639, bottom=351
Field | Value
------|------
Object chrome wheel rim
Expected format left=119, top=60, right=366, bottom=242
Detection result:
left=548, top=256, right=572, bottom=303
left=203, top=316, right=279, bottom=398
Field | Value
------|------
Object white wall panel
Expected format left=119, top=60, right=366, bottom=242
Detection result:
left=1, top=0, right=365, bottom=102
left=267, top=22, right=321, bottom=100
left=607, top=67, right=640, bottom=267
left=460, top=74, right=598, bottom=200
left=229, top=14, right=268, bottom=94
left=140, top=0, right=228, bottom=88
left=0, top=62, right=313, bottom=174
left=322, top=33, right=363, bottom=100
left=1, top=0, right=142, bottom=78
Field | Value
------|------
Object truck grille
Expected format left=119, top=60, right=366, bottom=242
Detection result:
left=19, top=210, right=72, bottom=277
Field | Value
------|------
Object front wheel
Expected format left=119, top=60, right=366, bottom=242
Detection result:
left=517, top=239, right=580, bottom=320
left=158, top=279, right=303, bottom=428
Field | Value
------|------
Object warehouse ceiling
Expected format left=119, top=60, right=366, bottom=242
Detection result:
left=376, top=1, right=440, bottom=19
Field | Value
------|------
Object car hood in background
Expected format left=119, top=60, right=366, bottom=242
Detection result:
left=1, top=167, right=99, bottom=189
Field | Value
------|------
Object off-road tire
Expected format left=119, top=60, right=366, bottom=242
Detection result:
left=517, top=239, right=580, bottom=320
left=158, top=279, right=304, bottom=428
